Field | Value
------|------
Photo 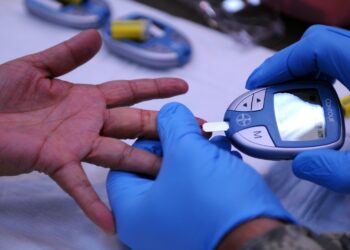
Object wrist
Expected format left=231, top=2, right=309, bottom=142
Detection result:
left=217, top=218, right=285, bottom=250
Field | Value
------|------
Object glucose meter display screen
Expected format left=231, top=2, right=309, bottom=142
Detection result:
left=274, top=89, right=326, bottom=141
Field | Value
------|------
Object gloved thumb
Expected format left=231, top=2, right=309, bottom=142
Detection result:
left=157, top=102, right=203, bottom=153
left=293, top=150, right=350, bottom=193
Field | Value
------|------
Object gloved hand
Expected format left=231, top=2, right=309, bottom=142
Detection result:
left=107, top=102, right=293, bottom=250
left=246, top=24, right=350, bottom=193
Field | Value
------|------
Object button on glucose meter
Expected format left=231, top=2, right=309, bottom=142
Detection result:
left=203, top=80, right=345, bottom=160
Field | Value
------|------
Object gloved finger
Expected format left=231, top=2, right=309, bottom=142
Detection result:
left=210, top=136, right=231, bottom=151
left=231, top=150, right=243, bottom=159
left=246, top=25, right=350, bottom=89
left=107, top=171, right=154, bottom=214
left=209, top=135, right=243, bottom=159
left=157, top=102, right=203, bottom=153
left=293, top=150, right=350, bottom=193
left=246, top=44, right=297, bottom=89
left=133, top=139, right=163, bottom=157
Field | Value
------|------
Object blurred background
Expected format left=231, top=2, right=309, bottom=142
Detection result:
left=135, top=0, right=350, bottom=49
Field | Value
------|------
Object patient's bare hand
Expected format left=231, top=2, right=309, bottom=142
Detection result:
left=0, top=30, right=188, bottom=233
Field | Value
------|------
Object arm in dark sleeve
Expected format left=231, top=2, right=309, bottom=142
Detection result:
left=241, top=225, right=350, bottom=250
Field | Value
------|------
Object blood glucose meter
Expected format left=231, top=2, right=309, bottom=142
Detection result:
left=25, top=0, right=110, bottom=29
left=204, top=80, right=345, bottom=160
left=103, top=13, right=192, bottom=69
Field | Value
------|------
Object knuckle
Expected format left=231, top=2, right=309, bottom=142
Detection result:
left=117, top=144, right=133, bottom=168
left=153, top=78, right=162, bottom=97
left=139, top=109, right=152, bottom=136
left=126, top=80, right=137, bottom=103
left=302, top=25, right=345, bottom=53
left=102, top=109, right=112, bottom=132
left=90, top=137, right=103, bottom=157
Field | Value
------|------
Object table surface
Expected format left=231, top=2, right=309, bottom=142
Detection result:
left=1, top=1, right=350, bottom=249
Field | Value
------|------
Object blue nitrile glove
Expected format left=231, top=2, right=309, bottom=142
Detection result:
left=246, top=24, right=350, bottom=193
left=107, top=102, right=293, bottom=250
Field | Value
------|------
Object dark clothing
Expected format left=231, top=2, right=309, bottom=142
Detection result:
left=242, top=225, right=350, bottom=250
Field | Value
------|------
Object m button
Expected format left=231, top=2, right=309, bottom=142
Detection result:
left=237, top=126, right=275, bottom=147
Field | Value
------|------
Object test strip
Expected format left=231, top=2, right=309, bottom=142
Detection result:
left=202, top=122, right=230, bottom=132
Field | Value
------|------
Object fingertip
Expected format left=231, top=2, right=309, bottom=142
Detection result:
left=196, top=117, right=212, bottom=138
left=78, top=29, right=102, bottom=49
left=96, top=205, right=115, bottom=235
left=72, top=29, right=102, bottom=58
left=84, top=202, right=115, bottom=235
left=209, top=136, right=242, bottom=158
left=195, top=117, right=207, bottom=127
left=158, top=102, right=187, bottom=121
left=292, top=152, right=311, bottom=178
left=293, top=150, right=350, bottom=193
left=170, top=77, right=189, bottom=93
left=157, top=102, right=182, bottom=133
left=292, top=150, right=331, bottom=178
left=210, top=135, right=231, bottom=151
left=157, top=102, right=202, bottom=149
left=31, top=28, right=103, bottom=77
left=156, top=78, right=189, bottom=96
left=231, top=150, right=243, bottom=159
left=246, top=67, right=263, bottom=90
left=157, top=102, right=198, bottom=131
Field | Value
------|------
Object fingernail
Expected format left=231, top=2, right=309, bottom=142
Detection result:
left=197, top=118, right=212, bottom=138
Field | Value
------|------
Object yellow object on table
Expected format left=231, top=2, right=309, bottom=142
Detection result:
left=340, top=95, right=350, bottom=117
left=110, top=19, right=150, bottom=41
